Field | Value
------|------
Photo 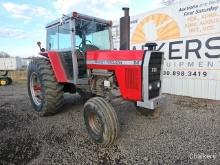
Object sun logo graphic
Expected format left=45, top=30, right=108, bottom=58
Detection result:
left=131, top=13, right=181, bottom=44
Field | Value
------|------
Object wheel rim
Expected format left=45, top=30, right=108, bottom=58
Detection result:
left=30, top=72, right=43, bottom=106
left=88, top=112, right=102, bottom=135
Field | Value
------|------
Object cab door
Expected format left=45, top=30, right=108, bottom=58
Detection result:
left=57, top=21, right=75, bottom=82
left=72, top=19, right=88, bottom=85
left=47, top=21, right=75, bottom=83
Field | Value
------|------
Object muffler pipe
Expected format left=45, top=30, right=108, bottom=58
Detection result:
left=120, top=7, right=130, bottom=50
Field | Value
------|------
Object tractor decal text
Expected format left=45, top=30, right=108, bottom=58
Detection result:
left=87, top=60, right=142, bottom=66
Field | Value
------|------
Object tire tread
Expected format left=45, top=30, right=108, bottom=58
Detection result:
left=28, top=58, right=64, bottom=116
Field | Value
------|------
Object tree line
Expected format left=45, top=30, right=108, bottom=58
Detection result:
left=0, top=51, right=11, bottom=58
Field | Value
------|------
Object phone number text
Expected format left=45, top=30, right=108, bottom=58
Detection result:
left=163, top=71, right=208, bottom=77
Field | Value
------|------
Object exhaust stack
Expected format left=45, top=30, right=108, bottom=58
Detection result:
left=120, top=7, right=130, bottom=50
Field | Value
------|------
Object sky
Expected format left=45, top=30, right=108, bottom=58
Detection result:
left=0, top=0, right=164, bottom=57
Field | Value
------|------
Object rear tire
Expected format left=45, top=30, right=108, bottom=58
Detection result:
left=84, top=97, right=119, bottom=146
left=27, top=58, right=64, bottom=116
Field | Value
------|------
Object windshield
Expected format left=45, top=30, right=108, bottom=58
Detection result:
left=75, top=20, right=111, bottom=50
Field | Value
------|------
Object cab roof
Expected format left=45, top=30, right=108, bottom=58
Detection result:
left=46, top=11, right=112, bottom=29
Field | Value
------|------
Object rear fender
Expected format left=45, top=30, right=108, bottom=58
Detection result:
left=47, top=51, right=68, bottom=83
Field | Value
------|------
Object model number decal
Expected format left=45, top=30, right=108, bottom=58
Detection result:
left=87, top=60, right=142, bottom=65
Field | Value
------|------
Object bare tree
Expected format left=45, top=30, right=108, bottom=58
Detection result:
left=0, top=51, right=11, bottom=58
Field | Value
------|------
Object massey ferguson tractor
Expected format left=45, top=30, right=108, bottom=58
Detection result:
left=27, top=8, right=165, bottom=146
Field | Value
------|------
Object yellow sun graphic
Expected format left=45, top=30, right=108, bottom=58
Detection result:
left=131, top=13, right=181, bottom=44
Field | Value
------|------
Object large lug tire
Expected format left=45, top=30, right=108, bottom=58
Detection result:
left=84, top=97, right=119, bottom=146
left=27, top=58, right=64, bottom=116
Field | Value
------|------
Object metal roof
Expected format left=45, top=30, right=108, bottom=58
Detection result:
left=46, top=12, right=112, bottom=28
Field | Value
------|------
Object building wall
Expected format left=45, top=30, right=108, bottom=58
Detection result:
left=112, top=0, right=220, bottom=100
left=21, top=58, right=31, bottom=69
left=0, top=58, right=22, bottom=70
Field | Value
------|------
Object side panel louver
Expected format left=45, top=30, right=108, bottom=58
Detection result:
left=125, top=68, right=139, bottom=89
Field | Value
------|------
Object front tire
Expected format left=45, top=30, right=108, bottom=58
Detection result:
left=84, top=97, right=119, bottom=146
left=27, top=58, right=64, bottom=116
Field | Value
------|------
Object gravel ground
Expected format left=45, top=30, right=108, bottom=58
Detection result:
left=0, top=83, right=219, bottom=165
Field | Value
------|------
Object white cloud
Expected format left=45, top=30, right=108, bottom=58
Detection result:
left=52, top=0, right=166, bottom=21
left=149, top=0, right=164, bottom=10
left=2, top=2, right=54, bottom=23
left=53, top=0, right=80, bottom=14
left=0, top=27, right=29, bottom=39
left=0, top=27, right=47, bottom=57
left=11, top=14, right=32, bottom=23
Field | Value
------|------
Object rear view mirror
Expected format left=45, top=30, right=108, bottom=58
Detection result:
left=37, top=41, right=45, bottom=52
left=37, top=41, right=41, bottom=47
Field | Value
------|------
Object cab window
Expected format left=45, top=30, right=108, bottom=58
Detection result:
left=47, top=22, right=72, bottom=50
left=75, top=20, right=111, bottom=50
left=47, top=26, right=58, bottom=50
left=58, top=22, right=71, bottom=50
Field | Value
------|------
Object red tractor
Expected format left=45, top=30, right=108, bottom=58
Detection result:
left=27, top=8, right=165, bottom=146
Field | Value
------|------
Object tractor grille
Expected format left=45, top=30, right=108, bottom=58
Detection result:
left=148, top=52, right=163, bottom=99
left=125, top=68, right=138, bottom=89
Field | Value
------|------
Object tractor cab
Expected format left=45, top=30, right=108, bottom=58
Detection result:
left=45, top=12, right=112, bottom=84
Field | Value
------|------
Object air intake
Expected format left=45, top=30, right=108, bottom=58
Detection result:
left=125, top=68, right=138, bottom=89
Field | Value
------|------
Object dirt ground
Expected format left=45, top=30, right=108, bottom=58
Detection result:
left=0, top=83, right=219, bottom=165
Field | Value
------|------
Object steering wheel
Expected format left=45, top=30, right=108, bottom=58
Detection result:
left=78, top=40, right=92, bottom=52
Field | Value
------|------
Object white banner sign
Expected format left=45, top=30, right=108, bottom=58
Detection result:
left=112, top=0, right=220, bottom=100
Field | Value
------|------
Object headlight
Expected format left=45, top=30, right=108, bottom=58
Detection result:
left=149, top=84, right=152, bottom=90
left=157, top=81, right=161, bottom=88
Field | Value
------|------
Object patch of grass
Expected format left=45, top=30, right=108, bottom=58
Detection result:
left=10, top=70, right=27, bottom=81
left=13, top=79, right=27, bottom=85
